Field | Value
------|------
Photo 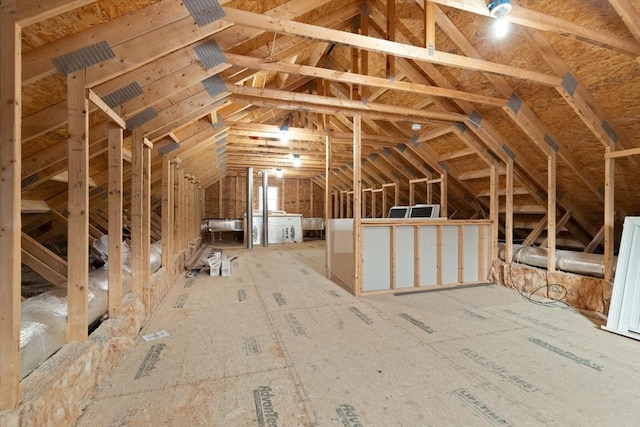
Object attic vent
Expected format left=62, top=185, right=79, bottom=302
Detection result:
left=126, top=108, right=158, bottom=130
left=193, top=40, right=226, bottom=70
left=21, top=174, right=40, bottom=189
left=51, top=41, right=115, bottom=75
left=158, top=142, right=180, bottom=156
left=184, top=0, right=225, bottom=27
left=202, top=75, right=227, bottom=98
left=102, top=82, right=144, bottom=108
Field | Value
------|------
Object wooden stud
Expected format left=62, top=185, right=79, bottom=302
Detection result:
left=108, top=120, right=123, bottom=316
left=604, top=146, right=615, bottom=282
left=489, top=165, right=499, bottom=265
left=130, top=128, right=144, bottom=296
left=387, top=0, right=396, bottom=80
left=478, top=224, right=487, bottom=279
left=142, top=141, right=152, bottom=284
left=504, top=159, right=513, bottom=262
left=414, top=225, right=420, bottom=287
left=353, top=115, right=362, bottom=296
left=584, top=224, right=605, bottom=254
left=66, top=69, right=89, bottom=342
left=360, top=8, right=369, bottom=101
left=161, top=157, right=174, bottom=267
left=547, top=153, right=556, bottom=272
left=458, top=226, right=464, bottom=284
left=440, top=173, right=448, bottom=218
left=21, top=233, right=67, bottom=285
left=425, top=1, right=436, bottom=52
left=436, top=225, right=443, bottom=285
left=390, top=225, right=396, bottom=290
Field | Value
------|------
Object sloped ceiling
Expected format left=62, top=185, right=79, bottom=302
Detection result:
left=15, top=0, right=640, bottom=250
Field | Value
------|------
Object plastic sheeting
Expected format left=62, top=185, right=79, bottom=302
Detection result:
left=19, top=239, right=161, bottom=380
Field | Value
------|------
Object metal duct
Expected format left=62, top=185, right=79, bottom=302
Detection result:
left=499, top=244, right=616, bottom=279
left=19, top=240, right=162, bottom=379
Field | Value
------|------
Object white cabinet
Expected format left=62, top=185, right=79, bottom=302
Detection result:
left=603, top=217, right=640, bottom=340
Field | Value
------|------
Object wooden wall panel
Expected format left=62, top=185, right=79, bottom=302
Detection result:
left=205, top=177, right=325, bottom=218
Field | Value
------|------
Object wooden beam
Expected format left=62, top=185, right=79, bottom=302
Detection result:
left=608, top=0, right=640, bottom=45
left=21, top=233, right=67, bottom=286
left=130, top=129, right=144, bottom=296
left=21, top=199, right=51, bottom=213
left=225, top=53, right=507, bottom=107
left=14, top=0, right=95, bottom=26
left=108, top=120, right=123, bottom=317
left=504, top=159, right=513, bottom=262
left=353, top=115, right=362, bottom=295
left=523, top=215, right=549, bottom=246
left=66, top=69, right=89, bottom=342
left=604, top=146, right=615, bottom=282
left=604, top=147, right=640, bottom=159
left=88, top=89, right=126, bottom=129
left=387, top=0, right=396, bottom=79
left=223, top=7, right=562, bottom=86
left=161, top=158, right=174, bottom=267
left=425, top=1, right=435, bottom=51
left=583, top=224, right=605, bottom=253
left=547, top=152, right=556, bottom=272
left=142, top=141, right=152, bottom=284
left=425, top=0, right=640, bottom=56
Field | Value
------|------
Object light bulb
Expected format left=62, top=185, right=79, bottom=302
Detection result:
left=275, top=168, right=284, bottom=178
left=293, top=154, right=301, bottom=167
left=493, top=16, right=510, bottom=39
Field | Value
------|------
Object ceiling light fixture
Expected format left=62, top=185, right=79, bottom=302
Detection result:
left=487, top=0, right=511, bottom=18
left=411, top=123, right=422, bottom=131
left=275, top=168, right=284, bottom=178
left=292, top=154, right=301, bottom=168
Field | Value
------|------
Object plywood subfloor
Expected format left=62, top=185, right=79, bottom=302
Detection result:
left=76, top=241, right=640, bottom=426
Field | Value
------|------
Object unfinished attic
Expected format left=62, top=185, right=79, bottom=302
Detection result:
left=2, top=0, right=640, bottom=425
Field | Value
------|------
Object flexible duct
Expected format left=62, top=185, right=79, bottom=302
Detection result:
left=499, top=244, right=616, bottom=278
left=19, top=240, right=162, bottom=380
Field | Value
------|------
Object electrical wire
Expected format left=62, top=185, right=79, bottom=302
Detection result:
left=508, top=245, right=570, bottom=309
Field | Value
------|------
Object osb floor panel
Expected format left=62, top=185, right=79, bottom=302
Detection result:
left=76, top=241, right=640, bottom=426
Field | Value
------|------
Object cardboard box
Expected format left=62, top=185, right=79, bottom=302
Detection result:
left=221, top=260, right=231, bottom=276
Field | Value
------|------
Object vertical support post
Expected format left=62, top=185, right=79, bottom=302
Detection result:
left=371, top=191, right=377, bottom=218
left=386, top=0, right=396, bottom=80
left=409, top=182, right=415, bottom=206
left=604, top=146, right=615, bottom=282
left=489, top=165, right=499, bottom=265
left=142, top=139, right=152, bottom=284
left=440, top=173, right=448, bottom=218
left=325, top=131, right=331, bottom=276
left=66, top=69, right=89, bottom=342
left=360, top=6, right=369, bottom=101
left=425, top=1, right=435, bottom=51
left=353, top=115, right=362, bottom=296
left=161, top=158, right=174, bottom=267
left=262, top=171, right=269, bottom=247
left=0, top=14, right=21, bottom=409
left=246, top=167, right=253, bottom=249
left=130, top=129, right=143, bottom=296
left=217, top=178, right=223, bottom=217
left=505, top=159, right=514, bottom=262
left=108, top=120, right=123, bottom=317
left=177, top=166, right=185, bottom=249
left=547, top=153, right=556, bottom=272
